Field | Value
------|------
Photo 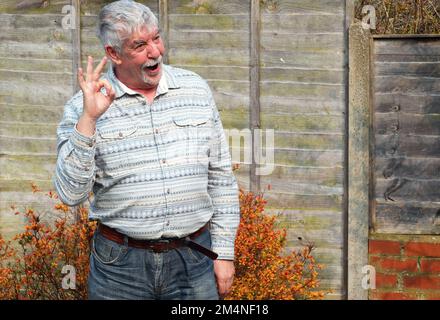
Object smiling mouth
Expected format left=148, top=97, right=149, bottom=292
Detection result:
left=144, top=63, right=160, bottom=72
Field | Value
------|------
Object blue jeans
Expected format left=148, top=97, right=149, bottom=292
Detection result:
left=88, top=227, right=219, bottom=300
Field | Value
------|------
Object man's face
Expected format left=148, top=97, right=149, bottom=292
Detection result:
left=115, top=25, right=165, bottom=90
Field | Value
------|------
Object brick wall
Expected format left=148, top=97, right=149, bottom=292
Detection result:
left=368, top=235, right=440, bottom=300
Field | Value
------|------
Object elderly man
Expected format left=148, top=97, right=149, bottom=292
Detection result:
left=54, top=0, right=240, bottom=300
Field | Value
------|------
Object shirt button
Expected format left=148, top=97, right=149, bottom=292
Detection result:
left=162, top=159, right=166, bottom=164
left=166, top=188, right=170, bottom=194
left=142, top=101, right=147, bottom=106
left=155, top=128, right=159, bottom=134
left=166, top=221, right=170, bottom=226
left=118, top=132, right=123, bottom=137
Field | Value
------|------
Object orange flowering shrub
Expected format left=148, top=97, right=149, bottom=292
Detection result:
left=0, top=184, right=96, bottom=300
left=225, top=188, right=326, bottom=300
left=0, top=181, right=325, bottom=300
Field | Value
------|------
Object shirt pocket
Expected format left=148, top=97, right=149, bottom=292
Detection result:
left=171, top=116, right=211, bottom=165
left=97, top=126, right=138, bottom=140
left=95, top=123, right=140, bottom=178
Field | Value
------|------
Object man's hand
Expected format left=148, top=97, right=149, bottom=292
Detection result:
left=213, top=259, right=235, bottom=298
left=77, top=56, right=115, bottom=137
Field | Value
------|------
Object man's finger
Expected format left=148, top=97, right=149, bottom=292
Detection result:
left=93, top=56, right=108, bottom=80
left=101, top=79, right=115, bottom=100
left=77, top=68, right=85, bottom=90
left=217, top=278, right=233, bottom=297
left=86, top=56, right=93, bottom=82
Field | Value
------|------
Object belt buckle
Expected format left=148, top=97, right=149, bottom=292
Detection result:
left=150, top=238, right=171, bottom=253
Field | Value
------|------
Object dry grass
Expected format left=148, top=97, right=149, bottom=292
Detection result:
left=355, top=0, right=440, bottom=34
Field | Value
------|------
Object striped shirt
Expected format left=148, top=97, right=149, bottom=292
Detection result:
left=54, top=64, right=240, bottom=260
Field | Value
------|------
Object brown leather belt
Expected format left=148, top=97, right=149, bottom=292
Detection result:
left=97, top=223, right=218, bottom=260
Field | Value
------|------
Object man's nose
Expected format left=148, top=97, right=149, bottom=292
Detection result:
left=147, top=43, right=161, bottom=59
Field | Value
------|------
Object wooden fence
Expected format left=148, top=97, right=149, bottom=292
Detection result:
left=0, top=0, right=350, bottom=299
left=370, top=35, right=440, bottom=234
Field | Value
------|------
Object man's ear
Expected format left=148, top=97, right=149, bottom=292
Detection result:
left=105, top=46, right=122, bottom=65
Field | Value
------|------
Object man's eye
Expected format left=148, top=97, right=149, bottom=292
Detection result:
left=154, top=35, right=160, bottom=41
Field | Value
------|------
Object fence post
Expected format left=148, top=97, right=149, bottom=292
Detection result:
left=250, top=0, right=261, bottom=193
left=348, top=22, right=371, bottom=300
left=159, top=0, right=169, bottom=64
left=71, top=0, right=81, bottom=94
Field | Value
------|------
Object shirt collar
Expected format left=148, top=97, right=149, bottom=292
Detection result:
left=105, top=64, right=180, bottom=99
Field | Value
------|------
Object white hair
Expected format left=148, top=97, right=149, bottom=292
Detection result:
left=97, top=0, right=159, bottom=54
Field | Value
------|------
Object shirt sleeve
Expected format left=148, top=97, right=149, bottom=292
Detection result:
left=53, top=93, right=97, bottom=206
left=206, top=90, right=241, bottom=261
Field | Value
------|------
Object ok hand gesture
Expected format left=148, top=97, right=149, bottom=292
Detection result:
left=78, top=56, right=116, bottom=121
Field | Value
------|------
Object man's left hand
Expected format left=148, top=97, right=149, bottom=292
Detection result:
left=213, top=259, right=235, bottom=298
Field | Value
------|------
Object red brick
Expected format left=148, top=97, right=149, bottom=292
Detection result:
left=379, top=292, right=417, bottom=300
left=404, top=276, right=440, bottom=290
left=369, top=240, right=401, bottom=255
left=376, top=257, right=418, bottom=272
left=376, top=273, right=398, bottom=289
left=420, top=260, right=440, bottom=273
left=405, top=242, right=440, bottom=257
left=426, top=292, right=440, bottom=300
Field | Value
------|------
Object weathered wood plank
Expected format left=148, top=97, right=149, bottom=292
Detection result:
left=0, top=136, right=56, bottom=154
left=375, top=54, right=440, bottom=63
left=374, top=39, right=440, bottom=56
left=0, top=0, right=69, bottom=14
left=274, top=148, right=343, bottom=167
left=261, top=50, right=344, bottom=69
left=375, top=134, right=440, bottom=158
left=374, top=93, right=440, bottom=114
left=264, top=191, right=342, bottom=211
left=375, top=113, right=440, bottom=135
left=0, top=27, right=71, bottom=42
left=261, top=113, right=344, bottom=133
left=375, top=62, right=440, bottom=77
left=263, top=165, right=343, bottom=185
left=0, top=154, right=56, bottom=180
left=0, top=58, right=72, bottom=73
left=80, top=0, right=158, bottom=15
left=261, top=82, right=344, bottom=100
left=375, top=178, right=440, bottom=202
left=261, top=33, right=344, bottom=52
left=259, top=0, right=344, bottom=15
left=0, top=179, right=53, bottom=192
left=0, top=122, right=58, bottom=138
left=0, top=104, right=63, bottom=123
left=374, top=76, right=440, bottom=94
left=375, top=157, right=440, bottom=180
left=0, top=81, right=71, bottom=106
left=173, top=65, right=249, bottom=81
left=167, top=48, right=249, bottom=66
left=0, top=41, right=72, bottom=59
left=0, top=70, right=71, bottom=87
left=170, top=14, right=248, bottom=31
left=260, top=96, right=345, bottom=114
left=260, top=177, right=342, bottom=195
left=374, top=202, right=440, bottom=234
left=169, top=30, right=249, bottom=49
left=262, top=13, right=344, bottom=33
left=0, top=13, right=65, bottom=28
left=273, top=132, right=343, bottom=150
left=169, top=0, right=250, bottom=14
left=261, top=67, right=344, bottom=84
